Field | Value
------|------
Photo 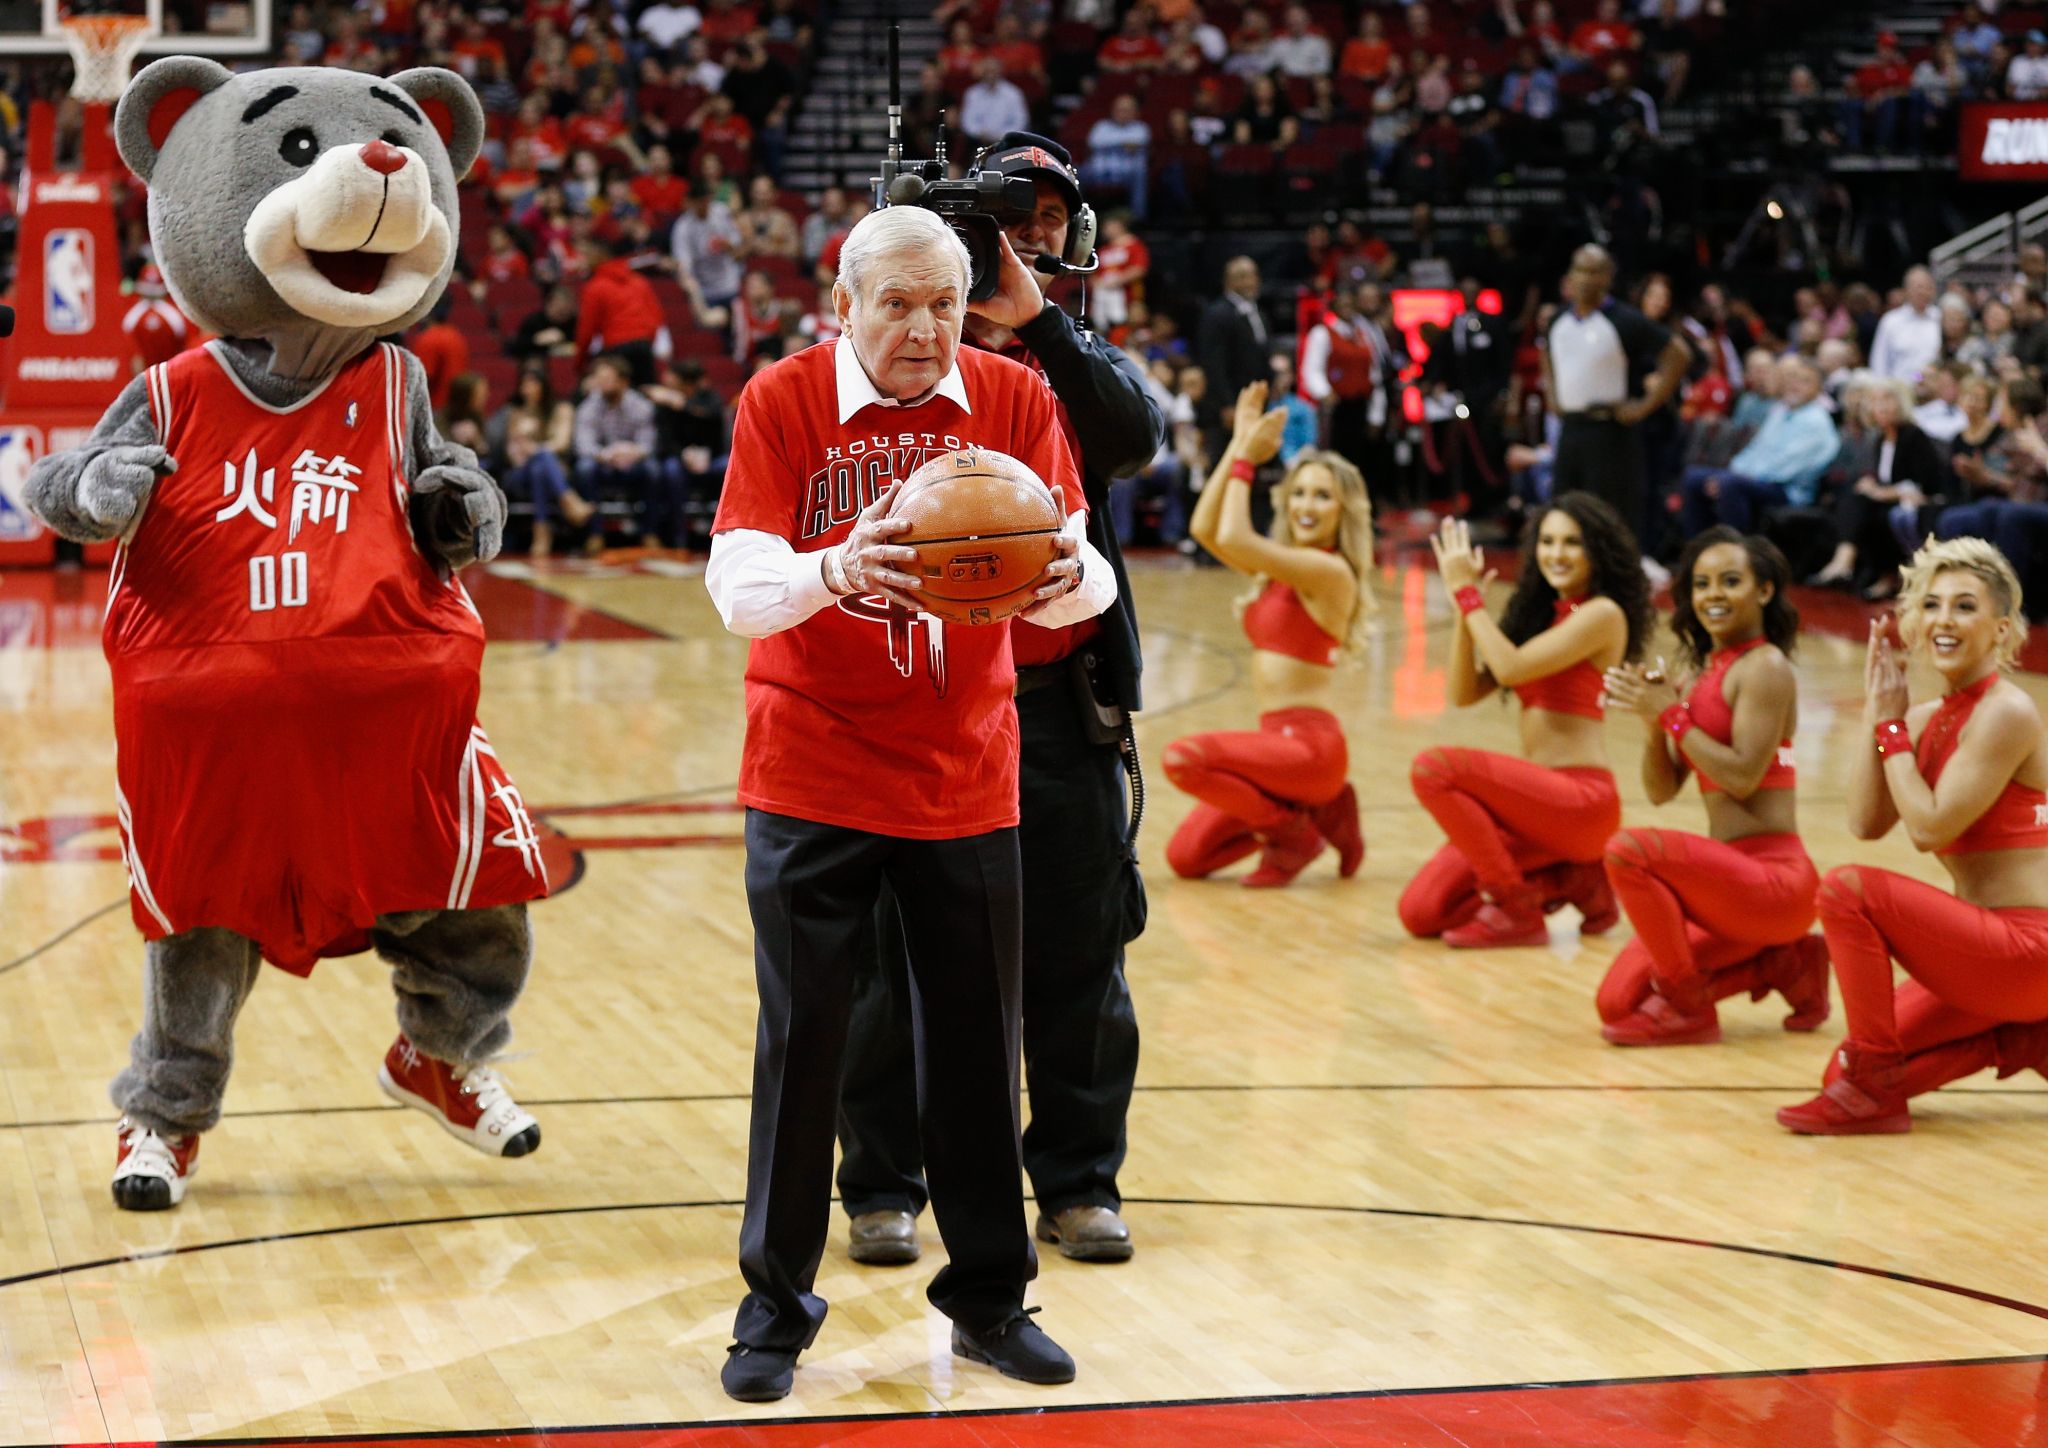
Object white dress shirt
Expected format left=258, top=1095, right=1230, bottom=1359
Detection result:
left=1869, top=303, right=1942, bottom=382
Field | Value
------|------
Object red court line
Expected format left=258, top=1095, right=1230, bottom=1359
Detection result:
left=154, top=1357, right=2048, bottom=1448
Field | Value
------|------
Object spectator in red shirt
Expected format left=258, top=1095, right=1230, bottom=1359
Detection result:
left=988, top=14, right=1045, bottom=87
left=631, top=143, right=690, bottom=228
left=566, top=86, right=629, bottom=153
left=1340, top=10, right=1393, bottom=81
left=122, top=263, right=190, bottom=372
left=1098, top=8, right=1166, bottom=74
left=510, top=92, right=568, bottom=171
left=575, top=237, right=667, bottom=385
left=692, top=92, right=755, bottom=153
left=696, top=0, right=757, bottom=47
left=493, top=138, right=542, bottom=213
left=1567, top=0, right=1638, bottom=68
left=412, top=297, right=472, bottom=412
left=1848, top=30, right=1917, bottom=151
left=937, top=17, right=983, bottom=88
left=450, top=16, right=506, bottom=79
left=480, top=225, right=533, bottom=286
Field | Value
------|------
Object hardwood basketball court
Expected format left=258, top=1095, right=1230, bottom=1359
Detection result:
left=3, top=553, right=2045, bottom=1447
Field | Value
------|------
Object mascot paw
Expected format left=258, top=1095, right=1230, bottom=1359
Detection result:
left=412, top=464, right=505, bottom=568
left=80, top=446, right=176, bottom=533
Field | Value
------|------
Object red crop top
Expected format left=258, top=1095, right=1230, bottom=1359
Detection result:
left=1916, top=672, right=2048, bottom=856
left=1244, top=579, right=1341, bottom=667
left=1688, top=636, right=1796, bottom=796
left=1510, top=598, right=1606, bottom=720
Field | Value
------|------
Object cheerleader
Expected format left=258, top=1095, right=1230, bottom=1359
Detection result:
left=1404, top=496, right=1653, bottom=947
left=1781, top=537, right=2048, bottom=1134
left=1164, top=382, right=1375, bottom=888
left=1597, top=528, right=1829, bottom=1045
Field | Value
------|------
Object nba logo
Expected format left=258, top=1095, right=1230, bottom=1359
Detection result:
left=0, top=428, right=45, bottom=542
left=46, top=230, right=94, bottom=334
left=346, top=402, right=359, bottom=429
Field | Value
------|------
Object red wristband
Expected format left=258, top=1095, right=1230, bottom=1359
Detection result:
left=1454, top=585, right=1486, bottom=614
left=1874, top=718, right=1912, bottom=759
left=1229, top=457, right=1256, bottom=482
left=1660, top=702, right=1694, bottom=742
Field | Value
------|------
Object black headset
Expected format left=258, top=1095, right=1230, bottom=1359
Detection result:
left=973, top=132, right=1098, bottom=273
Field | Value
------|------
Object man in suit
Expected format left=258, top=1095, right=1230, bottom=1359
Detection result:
left=1199, top=255, right=1271, bottom=415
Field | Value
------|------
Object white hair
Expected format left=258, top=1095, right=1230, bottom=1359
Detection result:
left=835, top=206, right=973, bottom=311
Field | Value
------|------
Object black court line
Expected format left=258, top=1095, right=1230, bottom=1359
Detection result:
left=8, top=1193, right=2048, bottom=1332
left=131, top=1349, right=2048, bottom=1448
left=0, top=899, right=124, bottom=978
left=7, top=1078, right=2045, bottom=1133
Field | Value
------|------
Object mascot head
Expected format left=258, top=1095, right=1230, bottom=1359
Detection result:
left=115, top=60, right=481, bottom=365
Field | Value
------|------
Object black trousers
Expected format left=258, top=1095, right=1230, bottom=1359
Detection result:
left=837, top=682, right=1143, bottom=1220
left=734, top=809, right=1035, bottom=1350
left=1554, top=416, right=1647, bottom=546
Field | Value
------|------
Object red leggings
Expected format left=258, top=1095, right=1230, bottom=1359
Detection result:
left=1165, top=708, right=1349, bottom=879
left=1820, top=865, right=2048, bottom=1067
left=1400, top=749, right=1620, bottom=935
left=1595, top=830, right=1818, bottom=1019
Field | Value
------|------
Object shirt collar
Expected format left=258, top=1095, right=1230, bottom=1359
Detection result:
left=834, top=337, right=974, bottom=424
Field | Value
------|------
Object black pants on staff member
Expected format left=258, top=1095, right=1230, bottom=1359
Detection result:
left=838, top=671, right=1144, bottom=1227
left=734, top=809, right=1036, bottom=1350
left=1554, top=412, right=1646, bottom=542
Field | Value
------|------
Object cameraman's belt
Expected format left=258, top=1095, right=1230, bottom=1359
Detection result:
left=1014, top=663, right=1068, bottom=696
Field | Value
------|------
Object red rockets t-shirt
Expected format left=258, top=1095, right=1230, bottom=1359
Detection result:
left=712, top=340, right=1082, bottom=839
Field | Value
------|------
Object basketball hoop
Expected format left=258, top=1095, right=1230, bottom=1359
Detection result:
left=60, top=14, right=152, bottom=103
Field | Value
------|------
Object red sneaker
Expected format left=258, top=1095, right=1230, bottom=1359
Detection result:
left=1756, top=934, right=1832, bottom=1032
left=1308, top=784, right=1365, bottom=879
left=377, top=1035, right=541, bottom=1158
left=1777, top=1047, right=1910, bottom=1135
left=113, top=1118, right=199, bottom=1211
left=1601, top=989, right=1721, bottom=1046
left=1442, top=895, right=1548, bottom=949
left=1242, top=812, right=1326, bottom=889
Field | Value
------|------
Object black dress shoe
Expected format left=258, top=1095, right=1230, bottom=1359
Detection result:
left=950, top=1307, right=1076, bottom=1385
left=721, top=1342, right=802, bottom=1402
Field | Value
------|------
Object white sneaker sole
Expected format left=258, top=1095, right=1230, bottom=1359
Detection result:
left=377, top=1064, right=534, bottom=1158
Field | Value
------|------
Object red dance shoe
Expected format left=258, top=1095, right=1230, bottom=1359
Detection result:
left=1442, top=892, right=1548, bottom=948
left=1754, top=934, right=1831, bottom=1032
left=113, top=1117, right=199, bottom=1211
left=1242, top=812, right=1327, bottom=888
left=1776, top=1047, right=1910, bottom=1135
left=1309, top=784, right=1365, bottom=879
left=1600, top=988, right=1721, bottom=1046
left=378, top=1035, right=542, bottom=1158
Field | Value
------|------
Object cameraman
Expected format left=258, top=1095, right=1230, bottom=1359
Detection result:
left=837, top=132, right=1164, bottom=1267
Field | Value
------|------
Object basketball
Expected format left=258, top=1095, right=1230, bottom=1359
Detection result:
left=889, top=447, right=1065, bottom=626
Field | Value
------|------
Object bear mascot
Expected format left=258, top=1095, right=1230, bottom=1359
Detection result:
left=25, top=59, right=550, bottom=1210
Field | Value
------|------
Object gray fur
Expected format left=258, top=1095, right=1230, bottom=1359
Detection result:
left=113, top=928, right=262, bottom=1136
left=115, top=906, right=532, bottom=1136
left=113, top=60, right=481, bottom=376
left=374, top=904, right=533, bottom=1064
left=22, top=373, right=168, bottom=543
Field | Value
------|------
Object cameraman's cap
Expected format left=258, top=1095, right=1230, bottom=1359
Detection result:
left=979, top=130, right=1083, bottom=214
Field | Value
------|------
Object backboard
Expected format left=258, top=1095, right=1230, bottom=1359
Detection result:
left=0, top=0, right=271, bottom=57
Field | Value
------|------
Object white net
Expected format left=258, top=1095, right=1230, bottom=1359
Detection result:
left=60, top=16, right=152, bottom=103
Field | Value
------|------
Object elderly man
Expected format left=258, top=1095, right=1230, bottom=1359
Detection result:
left=1677, top=356, right=1839, bottom=535
left=704, top=204, right=1115, bottom=1403
left=1869, top=266, right=1942, bottom=382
